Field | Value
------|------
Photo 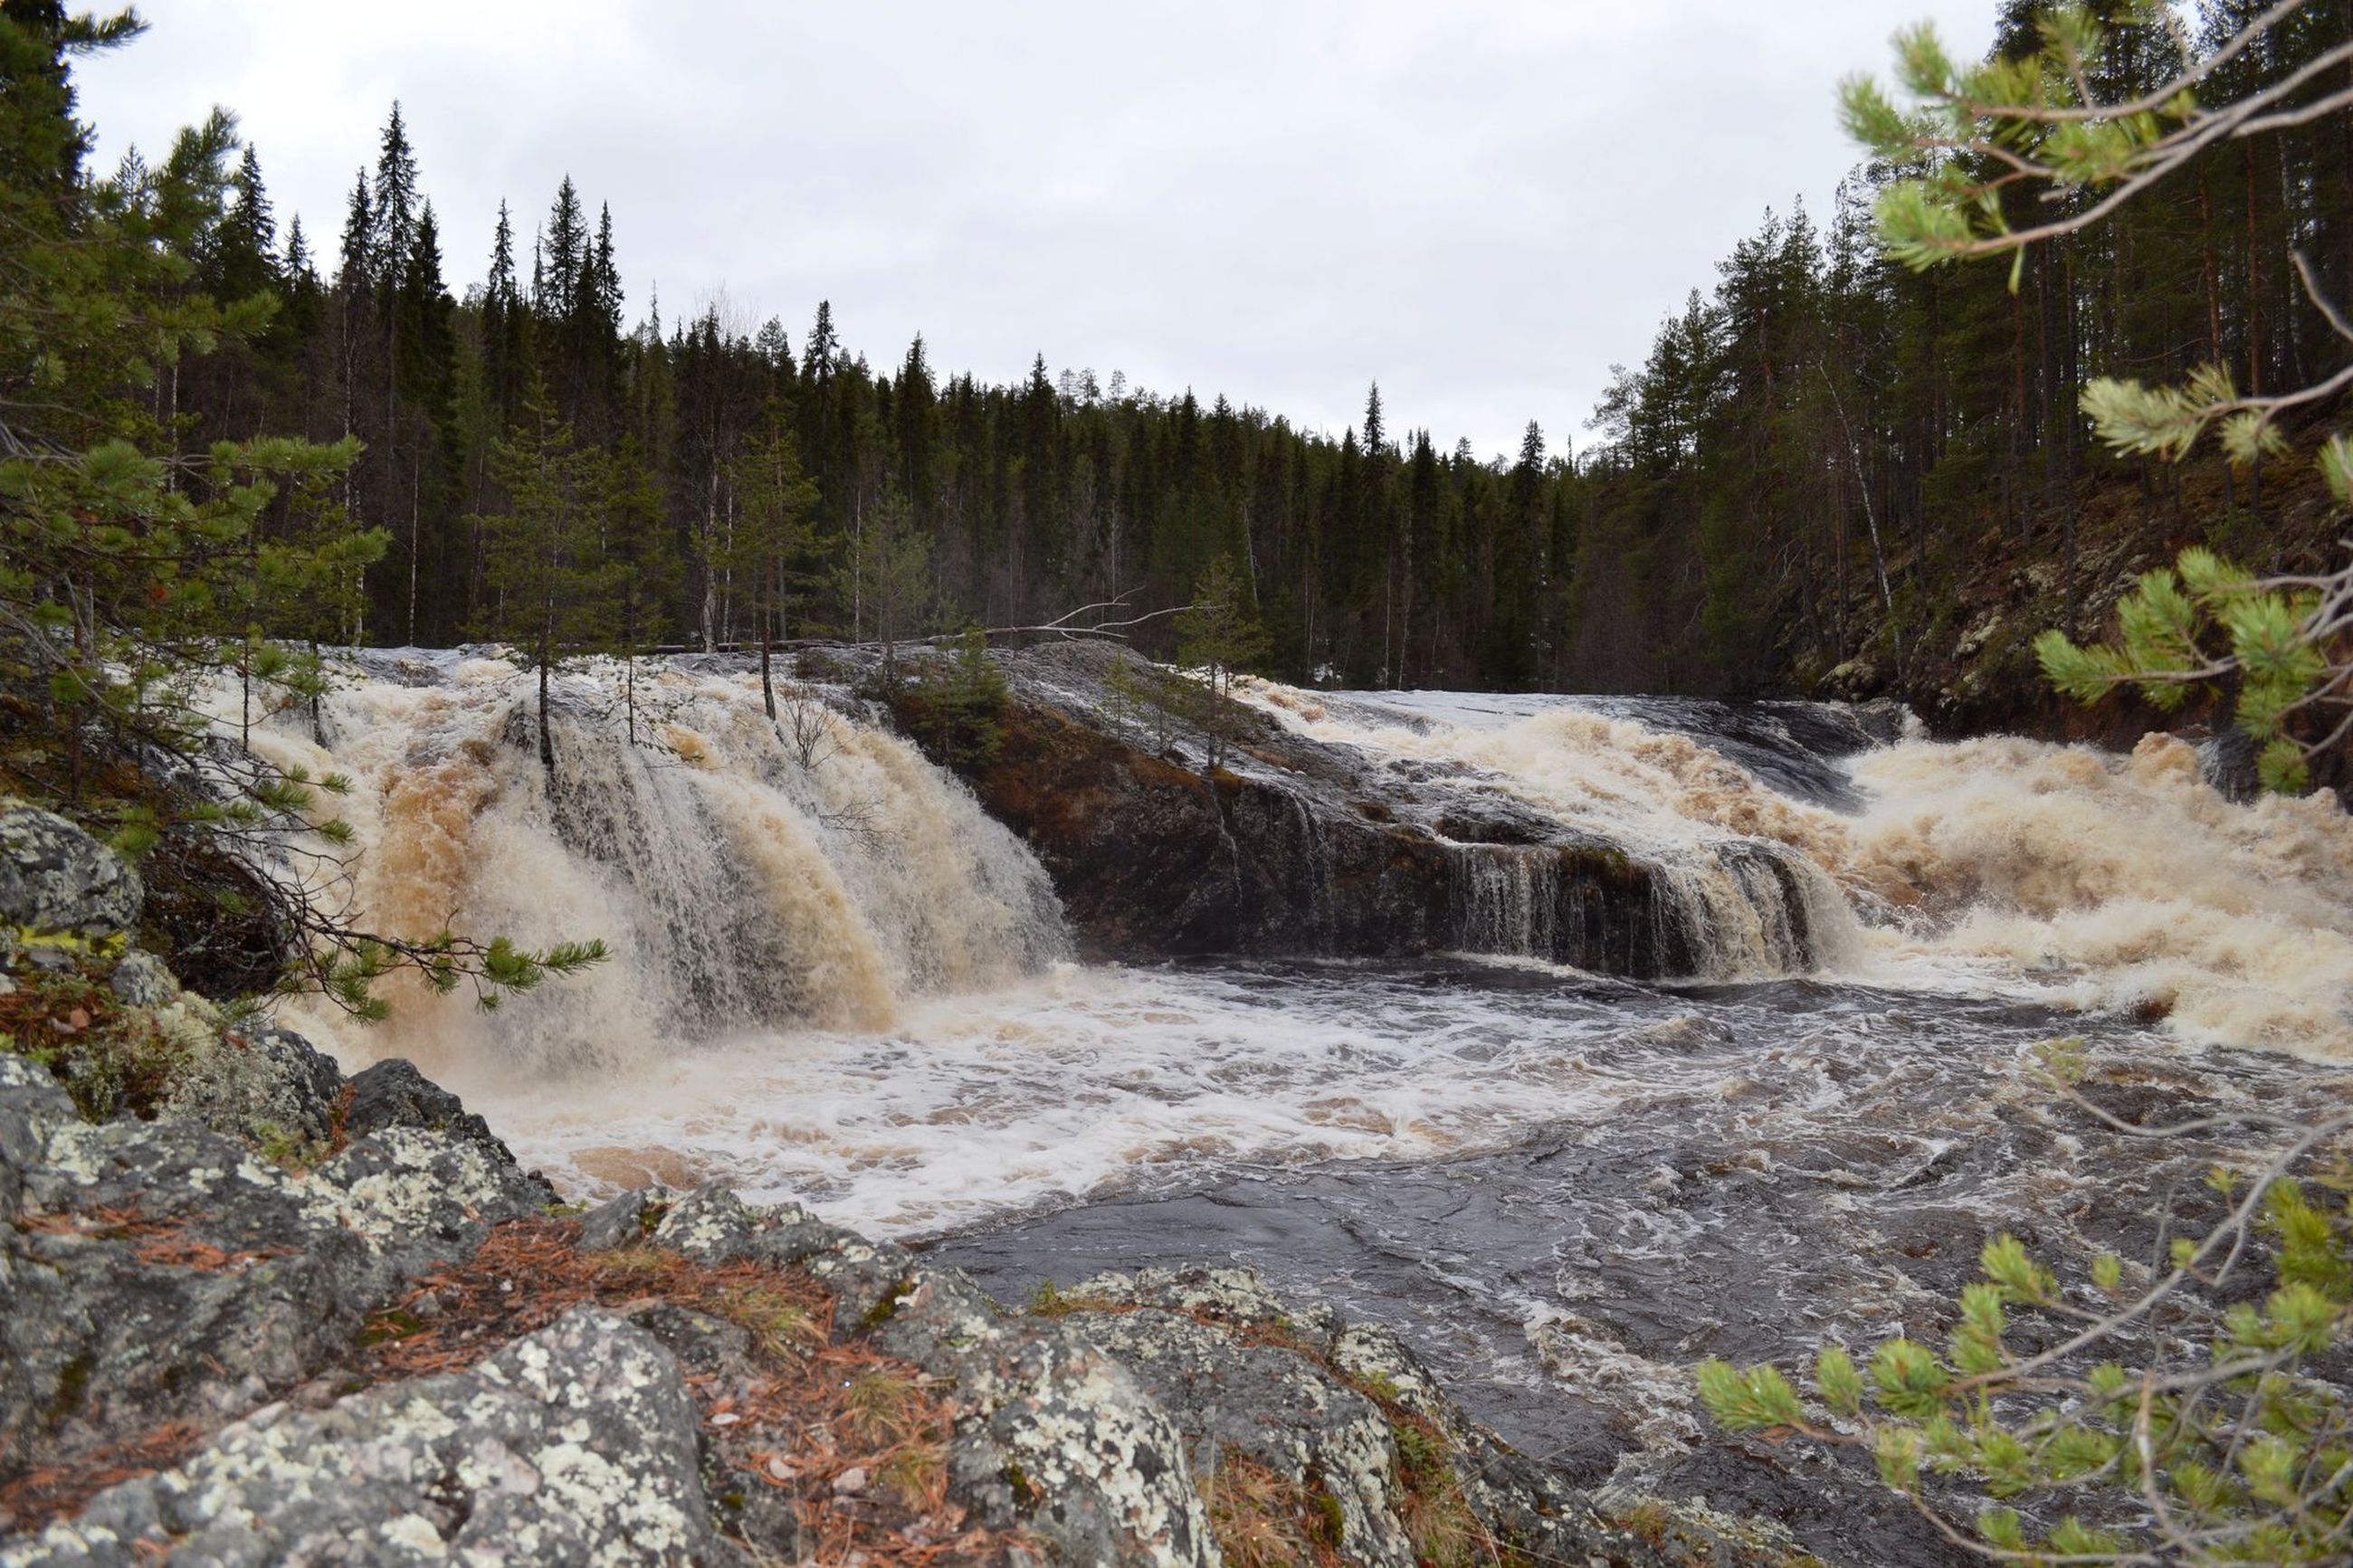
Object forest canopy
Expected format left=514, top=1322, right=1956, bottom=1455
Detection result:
left=3, top=0, right=2348, bottom=717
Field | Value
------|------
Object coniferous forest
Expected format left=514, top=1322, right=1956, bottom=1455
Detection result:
left=56, top=0, right=2353, bottom=700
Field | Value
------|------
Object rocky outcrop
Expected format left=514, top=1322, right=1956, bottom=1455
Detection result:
left=0, top=810, right=140, bottom=940
left=14, top=1308, right=720, bottom=1568
left=896, top=643, right=1849, bottom=978
left=0, top=805, right=1794, bottom=1565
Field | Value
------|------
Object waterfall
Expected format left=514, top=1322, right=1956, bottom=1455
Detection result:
left=250, top=653, right=1068, bottom=1078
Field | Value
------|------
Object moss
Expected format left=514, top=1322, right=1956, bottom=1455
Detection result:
left=43, top=1352, right=93, bottom=1428
left=718, top=1285, right=824, bottom=1362
left=1, top=973, right=192, bottom=1123
left=1024, top=1278, right=1118, bottom=1318
left=1306, top=1478, right=1345, bottom=1549
left=860, top=1274, right=917, bottom=1329
left=1390, top=1415, right=1481, bottom=1567
left=254, top=1120, right=329, bottom=1173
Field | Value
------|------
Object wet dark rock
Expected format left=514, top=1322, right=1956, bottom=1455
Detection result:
left=6, top=1308, right=719, bottom=1568
left=2196, top=727, right=2261, bottom=803
left=344, top=1056, right=526, bottom=1172
left=894, top=641, right=1837, bottom=978
left=0, top=810, right=140, bottom=939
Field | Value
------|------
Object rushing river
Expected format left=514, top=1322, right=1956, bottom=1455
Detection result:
left=259, top=652, right=2353, bottom=1565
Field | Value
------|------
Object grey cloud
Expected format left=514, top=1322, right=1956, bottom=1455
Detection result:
left=84, top=0, right=1992, bottom=460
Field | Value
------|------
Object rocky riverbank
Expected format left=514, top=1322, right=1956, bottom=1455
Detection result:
left=0, top=804, right=1823, bottom=1565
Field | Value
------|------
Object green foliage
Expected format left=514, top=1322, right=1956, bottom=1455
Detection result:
left=1843, top=0, right=2351, bottom=781
left=1700, top=1148, right=2353, bottom=1563
left=1175, top=554, right=1270, bottom=771
left=837, top=488, right=933, bottom=685
left=2035, top=548, right=2328, bottom=778
left=912, top=626, right=1008, bottom=768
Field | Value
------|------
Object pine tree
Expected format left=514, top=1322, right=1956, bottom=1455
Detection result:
left=919, top=625, right=1008, bottom=768
left=840, top=486, right=931, bottom=687
left=723, top=398, right=823, bottom=720
left=472, top=381, right=623, bottom=774
left=1175, top=553, right=1269, bottom=770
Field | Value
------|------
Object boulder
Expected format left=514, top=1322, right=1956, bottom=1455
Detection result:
left=104, top=953, right=175, bottom=1009
left=0, top=811, right=140, bottom=940
left=3, top=1308, right=718, bottom=1568
left=0, top=1052, right=549, bottom=1514
left=159, top=1026, right=345, bottom=1150
left=343, top=1056, right=524, bottom=1172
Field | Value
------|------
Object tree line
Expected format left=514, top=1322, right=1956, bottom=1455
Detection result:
left=154, top=100, right=1579, bottom=692
left=1573, top=0, right=2352, bottom=698
left=13, top=0, right=2350, bottom=730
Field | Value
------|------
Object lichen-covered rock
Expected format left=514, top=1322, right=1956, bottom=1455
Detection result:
left=157, top=1025, right=344, bottom=1150
left=0, top=1054, right=548, bottom=1501
left=0, top=810, right=140, bottom=939
left=1062, top=1298, right=1414, bottom=1564
left=343, top=1056, right=524, bottom=1171
left=631, top=1183, right=1215, bottom=1567
left=1, top=1308, right=719, bottom=1568
left=103, top=953, right=175, bottom=1008
left=1069, top=1263, right=1684, bottom=1568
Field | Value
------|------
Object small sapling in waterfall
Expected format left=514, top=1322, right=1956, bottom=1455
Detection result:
left=721, top=399, right=824, bottom=724
left=1176, top=553, right=1271, bottom=772
left=470, top=378, right=629, bottom=777
left=921, top=626, right=1010, bottom=769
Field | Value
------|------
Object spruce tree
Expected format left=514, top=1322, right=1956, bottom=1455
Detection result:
left=472, top=382, right=623, bottom=774
left=722, top=398, right=823, bottom=720
left=1175, top=553, right=1269, bottom=770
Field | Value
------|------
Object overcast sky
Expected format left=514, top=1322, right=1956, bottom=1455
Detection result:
left=81, top=2, right=1993, bottom=462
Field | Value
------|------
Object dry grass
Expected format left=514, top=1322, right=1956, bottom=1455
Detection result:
left=1202, top=1445, right=1335, bottom=1568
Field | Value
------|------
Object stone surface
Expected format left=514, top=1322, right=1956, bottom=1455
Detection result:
left=103, top=953, right=175, bottom=1008
left=896, top=642, right=1830, bottom=977
left=2, top=1308, right=718, bottom=1568
left=0, top=1052, right=548, bottom=1502
left=344, top=1056, right=526, bottom=1172
left=639, top=1183, right=1217, bottom=1567
left=0, top=811, right=140, bottom=939
left=159, top=1026, right=344, bottom=1149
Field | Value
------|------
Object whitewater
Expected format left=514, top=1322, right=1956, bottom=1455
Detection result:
left=229, top=651, right=2353, bottom=1245
left=218, top=648, right=2353, bottom=1558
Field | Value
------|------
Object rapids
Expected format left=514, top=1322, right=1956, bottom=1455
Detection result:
left=238, top=651, right=2353, bottom=1563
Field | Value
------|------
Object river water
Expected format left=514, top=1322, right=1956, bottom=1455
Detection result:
left=260, top=654, right=2353, bottom=1564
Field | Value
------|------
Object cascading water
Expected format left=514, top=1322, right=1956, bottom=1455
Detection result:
left=249, top=651, right=1068, bottom=1083
left=1238, top=679, right=2353, bottom=1059
left=1239, top=681, right=1868, bottom=982
left=219, top=651, right=2353, bottom=1567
